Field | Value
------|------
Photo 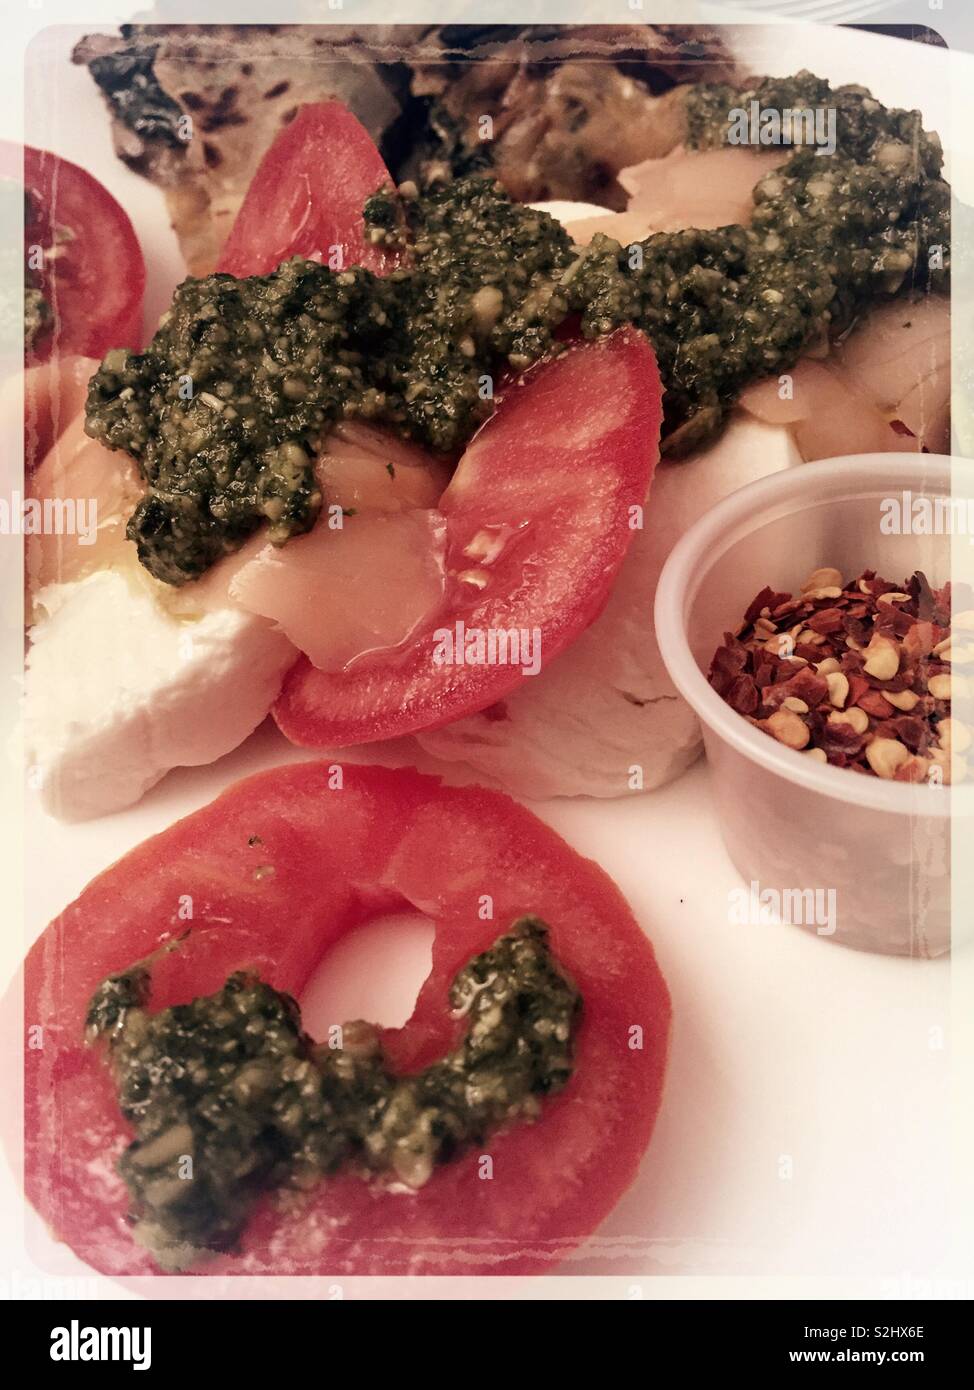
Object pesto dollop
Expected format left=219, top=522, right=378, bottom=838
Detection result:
left=684, top=70, right=945, bottom=165
left=85, top=181, right=573, bottom=583
left=86, top=917, right=580, bottom=1271
left=571, top=71, right=949, bottom=452
left=85, top=71, right=949, bottom=584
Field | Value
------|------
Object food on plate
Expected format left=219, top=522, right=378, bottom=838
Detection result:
left=414, top=414, right=802, bottom=797
left=272, top=327, right=661, bottom=746
left=84, top=133, right=663, bottom=584
left=3, top=143, right=145, bottom=365
left=622, top=71, right=948, bottom=453
left=25, top=564, right=296, bottom=821
left=215, top=100, right=405, bottom=279
left=84, top=74, right=950, bottom=575
left=707, top=567, right=971, bottom=782
left=79, top=72, right=948, bottom=573
left=24, top=763, right=671, bottom=1275
left=405, top=24, right=733, bottom=205
left=72, top=24, right=413, bottom=277
left=24, top=100, right=662, bottom=814
left=73, top=23, right=735, bottom=273
left=25, top=53, right=952, bottom=816
left=26, top=321, right=660, bottom=817
left=739, top=295, right=950, bottom=458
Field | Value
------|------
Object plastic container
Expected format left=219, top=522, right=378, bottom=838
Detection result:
left=654, top=454, right=973, bottom=956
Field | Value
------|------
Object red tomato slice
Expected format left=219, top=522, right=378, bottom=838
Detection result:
left=274, top=327, right=663, bottom=745
left=8, top=144, right=145, bottom=365
left=24, top=764, right=670, bottom=1278
left=216, top=101, right=402, bottom=278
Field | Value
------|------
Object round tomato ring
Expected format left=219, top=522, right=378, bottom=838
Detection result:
left=6, top=142, right=146, bottom=366
left=24, top=763, right=671, bottom=1278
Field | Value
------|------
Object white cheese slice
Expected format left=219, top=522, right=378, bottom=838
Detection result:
left=26, top=568, right=296, bottom=820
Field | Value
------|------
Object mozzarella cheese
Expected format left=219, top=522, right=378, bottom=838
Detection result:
left=26, top=569, right=296, bottom=820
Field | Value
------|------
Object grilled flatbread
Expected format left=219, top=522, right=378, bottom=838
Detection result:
left=74, top=23, right=737, bottom=272
left=73, top=25, right=413, bottom=275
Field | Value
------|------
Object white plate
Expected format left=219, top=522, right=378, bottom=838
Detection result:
left=8, top=20, right=961, bottom=1291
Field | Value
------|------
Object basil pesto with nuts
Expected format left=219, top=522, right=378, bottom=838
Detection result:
left=86, top=917, right=580, bottom=1270
left=85, top=71, right=949, bottom=584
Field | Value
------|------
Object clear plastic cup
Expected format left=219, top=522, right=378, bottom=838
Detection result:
left=654, top=453, right=973, bottom=956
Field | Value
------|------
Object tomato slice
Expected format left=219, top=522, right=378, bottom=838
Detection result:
left=8, top=144, right=145, bottom=365
left=216, top=101, right=402, bottom=277
left=24, top=763, right=670, bottom=1278
left=274, top=327, right=663, bottom=745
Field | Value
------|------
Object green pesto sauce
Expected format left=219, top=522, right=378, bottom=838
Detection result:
left=85, top=71, right=949, bottom=584
left=85, top=182, right=573, bottom=583
left=86, top=917, right=580, bottom=1271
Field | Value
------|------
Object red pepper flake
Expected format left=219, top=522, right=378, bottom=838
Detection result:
left=846, top=672, right=870, bottom=706
left=894, top=756, right=930, bottom=783
left=778, top=668, right=830, bottom=707
left=708, top=636, right=748, bottom=695
left=792, top=643, right=822, bottom=663
left=752, top=658, right=777, bottom=689
left=908, top=571, right=937, bottom=621
left=820, top=721, right=869, bottom=761
left=805, top=607, right=845, bottom=634
left=902, top=621, right=938, bottom=661
left=874, top=715, right=930, bottom=754
left=726, top=674, right=760, bottom=715
left=742, top=586, right=791, bottom=628
left=843, top=615, right=872, bottom=647
left=855, top=690, right=895, bottom=721
left=705, top=566, right=962, bottom=781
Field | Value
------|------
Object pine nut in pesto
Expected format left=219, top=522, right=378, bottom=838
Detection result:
left=84, top=72, right=949, bottom=585
left=85, top=917, right=580, bottom=1271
